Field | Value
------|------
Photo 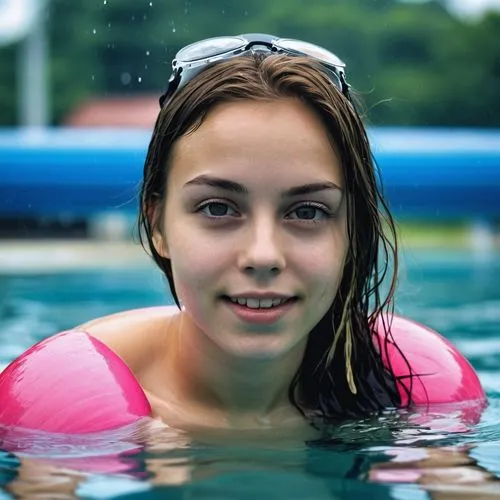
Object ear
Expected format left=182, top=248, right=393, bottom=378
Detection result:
left=147, top=200, right=170, bottom=259
left=152, top=229, right=170, bottom=259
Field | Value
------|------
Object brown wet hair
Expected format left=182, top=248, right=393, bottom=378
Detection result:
left=138, top=54, right=412, bottom=421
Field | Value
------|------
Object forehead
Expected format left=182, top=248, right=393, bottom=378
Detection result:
left=168, top=98, right=343, bottom=189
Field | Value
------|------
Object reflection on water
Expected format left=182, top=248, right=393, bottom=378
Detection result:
left=1, top=402, right=500, bottom=499
left=1, top=250, right=500, bottom=498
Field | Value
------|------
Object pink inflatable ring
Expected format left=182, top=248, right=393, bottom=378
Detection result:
left=0, top=315, right=485, bottom=433
left=0, top=331, right=151, bottom=434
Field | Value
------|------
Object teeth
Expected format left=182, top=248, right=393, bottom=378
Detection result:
left=246, top=298, right=260, bottom=309
left=259, top=299, right=273, bottom=309
left=229, top=297, right=289, bottom=308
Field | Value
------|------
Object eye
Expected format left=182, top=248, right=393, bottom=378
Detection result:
left=198, top=200, right=239, bottom=218
left=286, top=203, right=332, bottom=221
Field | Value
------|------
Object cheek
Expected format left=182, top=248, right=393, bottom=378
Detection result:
left=168, top=250, right=211, bottom=315
left=165, top=224, right=231, bottom=298
left=297, top=228, right=347, bottom=277
left=295, top=228, right=347, bottom=303
left=308, top=256, right=345, bottom=301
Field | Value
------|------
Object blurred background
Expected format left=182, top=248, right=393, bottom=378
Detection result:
left=0, top=0, right=499, bottom=276
left=2, top=0, right=500, bottom=127
left=1, top=0, right=500, bottom=255
left=1, top=0, right=500, bottom=249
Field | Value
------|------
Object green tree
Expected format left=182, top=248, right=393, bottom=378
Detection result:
left=0, top=0, right=498, bottom=126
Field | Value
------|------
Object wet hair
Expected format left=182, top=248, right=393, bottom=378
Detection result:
left=138, top=53, right=411, bottom=422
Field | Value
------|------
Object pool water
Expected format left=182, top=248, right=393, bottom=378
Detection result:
left=1, top=249, right=500, bottom=499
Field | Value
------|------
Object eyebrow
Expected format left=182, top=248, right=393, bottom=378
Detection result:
left=184, top=175, right=343, bottom=197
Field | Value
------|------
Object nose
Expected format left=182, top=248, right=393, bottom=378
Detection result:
left=238, top=215, right=285, bottom=281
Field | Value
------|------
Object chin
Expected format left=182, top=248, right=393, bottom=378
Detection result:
left=219, top=335, right=304, bottom=361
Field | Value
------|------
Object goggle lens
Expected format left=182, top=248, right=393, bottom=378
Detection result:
left=276, top=39, right=346, bottom=69
left=176, top=36, right=247, bottom=63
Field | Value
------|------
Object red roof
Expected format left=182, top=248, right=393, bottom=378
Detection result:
left=64, top=95, right=159, bottom=128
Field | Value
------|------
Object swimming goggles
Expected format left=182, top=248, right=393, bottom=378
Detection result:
left=159, top=33, right=351, bottom=107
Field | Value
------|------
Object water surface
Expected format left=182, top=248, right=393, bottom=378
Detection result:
left=1, top=249, right=500, bottom=499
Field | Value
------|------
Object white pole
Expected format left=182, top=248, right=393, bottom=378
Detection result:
left=17, top=7, right=49, bottom=127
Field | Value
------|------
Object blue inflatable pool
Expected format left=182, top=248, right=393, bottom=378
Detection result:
left=1, top=127, right=499, bottom=219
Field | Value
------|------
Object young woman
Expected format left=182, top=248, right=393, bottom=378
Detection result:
left=0, top=34, right=485, bottom=436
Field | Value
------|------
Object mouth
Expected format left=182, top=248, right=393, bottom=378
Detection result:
left=220, top=295, right=299, bottom=325
left=221, top=296, right=299, bottom=309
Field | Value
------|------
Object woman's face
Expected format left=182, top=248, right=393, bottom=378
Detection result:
left=154, top=98, right=348, bottom=360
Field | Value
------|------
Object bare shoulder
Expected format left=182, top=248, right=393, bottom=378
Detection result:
left=76, top=305, right=180, bottom=374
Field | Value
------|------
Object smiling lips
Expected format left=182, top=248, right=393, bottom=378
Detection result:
left=222, top=295, right=298, bottom=325
left=228, top=296, right=290, bottom=308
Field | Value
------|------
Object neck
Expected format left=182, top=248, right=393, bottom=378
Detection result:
left=166, top=311, right=308, bottom=428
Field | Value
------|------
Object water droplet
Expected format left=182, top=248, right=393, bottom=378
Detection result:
left=146, top=50, right=150, bottom=56
left=92, top=29, right=97, bottom=34
left=172, top=27, right=176, bottom=33
left=107, top=22, right=111, bottom=28
left=149, top=1, right=153, bottom=5
left=222, top=9, right=225, bottom=14
left=138, top=77, right=142, bottom=83
left=103, top=0, right=107, bottom=4
left=131, top=15, right=135, bottom=21
left=120, top=72, right=132, bottom=85
left=144, top=64, right=148, bottom=69
left=91, top=75, right=95, bottom=81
